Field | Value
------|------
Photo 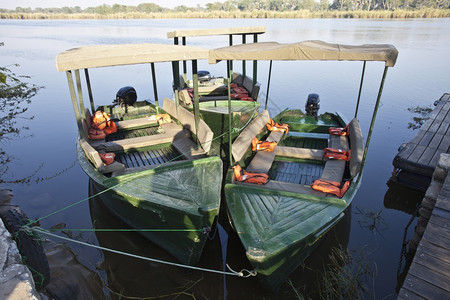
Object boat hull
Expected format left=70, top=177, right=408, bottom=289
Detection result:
left=225, top=110, right=361, bottom=291
left=78, top=142, right=223, bottom=265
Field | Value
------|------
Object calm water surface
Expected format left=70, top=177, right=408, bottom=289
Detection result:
left=1, top=18, right=449, bottom=299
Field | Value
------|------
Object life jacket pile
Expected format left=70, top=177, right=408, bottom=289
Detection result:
left=252, top=137, right=277, bottom=152
left=88, top=110, right=117, bottom=140
left=323, top=148, right=351, bottom=161
left=266, top=118, right=289, bottom=134
left=311, top=179, right=350, bottom=198
left=230, top=83, right=253, bottom=102
left=233, top=165, right=269, bottom=185
left=329, top=124, right=349, bottom=136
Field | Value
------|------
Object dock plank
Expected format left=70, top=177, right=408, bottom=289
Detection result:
left=393, top=94, right=450, bottom=177
left=401, top=273, right=450, bottom=299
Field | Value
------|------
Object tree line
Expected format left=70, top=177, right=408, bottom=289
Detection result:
left=2, top=0, right=449, bottom=15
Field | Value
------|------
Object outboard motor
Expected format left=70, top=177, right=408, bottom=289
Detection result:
left=115, top=86, right=137, bottom=107
left=197, top=70, right=211, bottom=83
left=305, top=93, right=320, bottom=119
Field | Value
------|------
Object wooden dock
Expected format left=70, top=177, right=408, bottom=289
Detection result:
left=398, top=160, right=450, bottom=299
left=393, top=93, right=450, bottom=178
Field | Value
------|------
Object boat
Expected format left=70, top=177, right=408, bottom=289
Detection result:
left=167, top=26, right=266, bottom=157
left=55, top=43, right=223, bottom=265
left=209, top=40, right=399, bottom=291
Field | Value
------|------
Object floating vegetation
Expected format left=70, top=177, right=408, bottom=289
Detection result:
left=355, top=207, right=388, bottom=235
left=407, top=105, right=432, bottom=130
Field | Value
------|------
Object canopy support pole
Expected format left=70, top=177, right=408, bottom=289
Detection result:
left=66, top=71, right=85, bottom=139
left=227, top=60, right=233, bottom=164
left=357, top=66, right=389, bottom=182
left=227, top=35, right=233, bottom=79
left=74, top=69, right=86, bottom=121
left=172, top=61, right=180, bottom=109
left=265, top=60, right=273, bottom=111
left=242, top=34, right=246, bottom=77
left=150, top=62, right=159, bottom=112
left=192, top=60, right=200, bottom=147
left=84, top=69, right=95, bottom=113
left=182, top=37, right=187, bottom=82
left=355, top=61, right=366, bottom=118
left=253, top=33, right=258, bottom=85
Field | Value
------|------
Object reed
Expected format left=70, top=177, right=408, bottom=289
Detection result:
left=1, top=9, right=449, bottom=20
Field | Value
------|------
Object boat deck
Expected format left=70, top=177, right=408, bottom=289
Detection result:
left=107, top=126, right=182, bottom=168
left=269, top=161, right=323, bottom=185
left=393, top=93, right=450, bottom=177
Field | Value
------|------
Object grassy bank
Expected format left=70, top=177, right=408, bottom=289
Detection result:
left=1, top=9, right=449, bottom=19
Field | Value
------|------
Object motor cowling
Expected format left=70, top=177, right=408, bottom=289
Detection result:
left=305, top=93, right=320, bottom=119
left=198, top=70, right=211, bottom=83
left=115, top=86, right=137, bottom=107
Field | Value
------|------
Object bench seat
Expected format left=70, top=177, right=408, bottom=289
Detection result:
left=246, top=131, right=284, bottom=174
left=116, top=117, right=158, bottom=130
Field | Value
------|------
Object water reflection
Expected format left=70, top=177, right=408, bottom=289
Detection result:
left=87, top=180, right=353, bottom=299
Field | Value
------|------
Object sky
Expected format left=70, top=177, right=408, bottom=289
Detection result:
left=0, top=1, right=214, bottom=10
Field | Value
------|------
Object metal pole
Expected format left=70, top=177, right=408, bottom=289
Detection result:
left=151, top=62, right=159, bottom=112
left=228, top=34, right=233, bottom=79
left=182, top=36, right=187, bottom=83
left=253, top=33, right=258, bottom=85
left=66, top=71, right=84, bottom=138
left=357, top=66, right=389, bottom=182
left=84, top=69, right=95, bottom=113
left=242, top=34, right=246, bottom=77
left=74, top=69, right=85, bottom=120
left=227, top=60, right=233, bottom=163
left=192, top=60, right=200, bottom=145
left=265, top=60, right=273, bottom=111
left=355, top=61, right=366, bottom=118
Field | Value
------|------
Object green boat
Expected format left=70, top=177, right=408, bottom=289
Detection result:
left=56, top=43, right=223, bottom=265
left=209, top=41, right=399, bottom=291
left=168, top=27, right=265, bottom=157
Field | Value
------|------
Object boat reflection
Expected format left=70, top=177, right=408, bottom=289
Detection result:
left=88, top=179, right=352, bottom=299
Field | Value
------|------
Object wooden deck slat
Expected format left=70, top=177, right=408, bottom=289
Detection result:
left=393, top=94, right=450, bottom=177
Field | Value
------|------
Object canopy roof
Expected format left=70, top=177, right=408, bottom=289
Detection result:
left=167, top=26, right=266, bottom=38
left=209, top=40, right=398, bottom=67
left=56, top=43, right=209, bottom=71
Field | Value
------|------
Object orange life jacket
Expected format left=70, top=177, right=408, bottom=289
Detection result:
left=266, top=118, right=289, bottom=134
left=323, top=148, right=350, bottom=161
left=89, top=111, right=117, bottom=139
left=329, top=124, right=349, bottom=136
left=92, top=111, right=113, bottom=130
left=252, top=137, right=277, bottom=152
left=232, top=87, right=248, bottom=95
left=99, top=152, right=115, bottom=165
left=311, top=179, right=350, bottom=198
left=233, top=165, right=269, bottom=185
left=88, top=128, right=106, bottom=140
left=155, top=114, right=171, bottom=125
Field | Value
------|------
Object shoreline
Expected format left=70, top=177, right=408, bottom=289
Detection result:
left=1, top=9, right=450, bottom=20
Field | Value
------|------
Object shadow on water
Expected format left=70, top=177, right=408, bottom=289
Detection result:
left=384, top=179, right=425, bottom=295
left=86, top=179, right=354, bottom=299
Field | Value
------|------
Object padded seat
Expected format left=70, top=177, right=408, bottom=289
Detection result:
left=246, top=131, right=284, bottom=173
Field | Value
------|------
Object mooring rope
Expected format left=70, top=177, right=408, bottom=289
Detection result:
left=30, top=227, right=256, bottom=278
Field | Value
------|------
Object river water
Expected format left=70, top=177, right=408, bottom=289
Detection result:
left=1, top=18, right=449, bottom=299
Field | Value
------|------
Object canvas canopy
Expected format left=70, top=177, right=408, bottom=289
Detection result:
left=209, top=40, right=398, bottom=67
left=56, top=43, right=209, bottom=71
left=167, top=26, right=266, bottom=38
